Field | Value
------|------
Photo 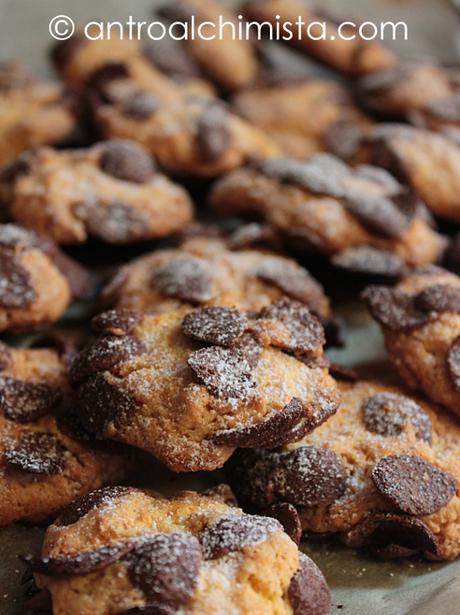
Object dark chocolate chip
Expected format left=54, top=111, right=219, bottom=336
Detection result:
left=447, top=335, right=460, bottom=391
left=100, top=140, right=155, bottom=184
left=122, top=92, right=159, bottom=119
left=372, top=454, right=456, bottom=515
left=344, top=513, right=440, bottom=559
left=263, top=503, right=302, bottom=545
left=227, top=223, right=281, bottom=251
left=362, top=286, right=431, bottom=331
left=5, top=432, right=67, bottom=475
left=256, top=257, right=326, bottom=312
left=196, top=104, right=231, bottom=163
left=182, top=307, right=248, bottom=347
left=152, top=256, right=213, bottom=303
left=51, top=34, right=85, bottom=69
left=188, top=346, right=255, bottom=399
left=230, top=332, right=263, bottom=368
left=128, top=533, right=201, bottom=608
left=288, top=553, right=331, bottom=615
left=329, top=363, right=358, bottom=382
left=0, top=152, right=34, bottom=183
left=0, top=377, right=63, bottom=422
left=70, top=335, right=146, bottom=384
left=91, top=309, right=143, bottom=336
left=211, top=398, right=309, bottom=448
left=332, top=247, right=408, bottom=278
left=85, top=63, right=130, bottom=93
left=0, top=250, right=36, bottom=308
left=323, top=119, right=363, bottom=161
left=76, top=373, right=137, bottom=437
left=272, top=446, right=348, bottom=508
left=143, top=39, right=201, bottom=79
left=362, top=392, right=432, bottom=442
left=0, top=341, right=12, bottom=371
left=57, top=486, right=135, bottom=526
left=198, top=514, right=281, bottom=559
left=414, top=284, right=460, bottom=314
left=77, top=200, right=150, bottom=244
left=258, top=299, right=325, bottom=355
left=426, top=94, right=460, bottom=122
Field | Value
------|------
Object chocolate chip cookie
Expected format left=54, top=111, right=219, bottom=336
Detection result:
left=0, top=140, right=193, bottom=244
left=0, top=62, right=75, bottom=165
left=24, top=486, right=330, bottom=615
left=243, top=0, right=396, bottom=76
left=210, top=154, right=447, bottom=277
left=0, top=223, right=95, bottom=331
left=100, top=229, right=331, bottom=324
left=232, top=79, right=370, bottom=160
left=72, top=303, right=340, bottom=472
left=228, top=379, right=460, bottom=561
left=0, top=342, right=130, bottom=526
left=363, top=265, right=460, bottom=418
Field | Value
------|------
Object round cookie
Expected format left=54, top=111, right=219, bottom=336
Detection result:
left=0, top=140, right=193, bottom=244
left=0, top=62, right=75, bottom=165
left=363, top=265, right=460, bottom=417
left=210, top=153, right=447, bottom=277
left=24, top=486, right=330, bottom=615
left=72, top=303, right=340, bottom=472
left=227, top=379, right=460, bottom=561
left=100, top=229, right=331, bottom=323
left=0, top=223, right=96, bottom=332
left=232, top=79, right=370, bottom=160
left=0, top=342, right=131, bottom=525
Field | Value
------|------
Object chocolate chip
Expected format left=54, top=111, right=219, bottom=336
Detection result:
left=329, top=363, right=358, bottom=382
left=78, top=200, right=150, bottom=244
left=447, top=336, right=460, bottom=391
left=57, top=486, right=135, bottom=526
left=0, top=342, right=12, bottom=371
left=272, top=446, right=347, bottom=508
left=23, top=537, right=144, bottom=577
left=332, top=247, right=408, bottom=278
left=323, top=119, right=363, bottom=161
left=257, top=299, right=325, bottom=355
left=0, top=250, right=36, bottom=307
left=263, top=503, right=302, bottom=545
left=128, top=533, right=201, bottom=608
left=211, top=398, right=309, bottom=448
left=196, top=104, right=231, bottom=163
left=198, top=514, right=281, bottom=559
left=344, top=513, right=440, bottom=559
left=230, top=332, right=262, bottom=368
left=91, top=309, right=143, bottom=336
left=182, top=307, right=248, bottom=346
left=51, top=34, right=85, bottom=69
left=85, top=63, right=130, bottom=94
left=47, top=246, right=99, bottom=301
left=362, top=286, right=431, bottom=331
left=227, top=223, right=281, bottom=251
left=76, top=373, right=137, bottom=437
left=152, top=256, right=213, bottom=303
left=100, top=140, right=155, bottom=183
left=414, top=284, right=460, bottom=314
left=0, top=377, right=62, bottom=422
left=0, top=152, right=33, bottom=183
left=288, top=553, right=331, bottom=615
left=188, top=346, right=255, bottom=399
left=5, top=433, right=67, bottom=475
left=372, top=455, right=456, bottom=515
left=70, top=335, right=146, bottom=384
left=256, top=257, right=326, bottom=312
left=426, top=94, right=460, bottom=122
left=362, top=393, right=432, bottom=442
left=143, top=39, right=201, bottom=79
left=122, top=92, right=159, bottom=119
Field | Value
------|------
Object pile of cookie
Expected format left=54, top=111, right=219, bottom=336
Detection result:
left=2, top=1, right=460, bottom=613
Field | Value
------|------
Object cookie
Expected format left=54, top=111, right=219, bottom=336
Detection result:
left=0, top=223, right=95, bottom=332
left=0, top=342, right=130, bottom=526
left=157, top=0, right=258, bottom=92
left=72, top=303, right=340, bottom=472
left=363, top=265, right=460, bottom=418
left=243, top=0, right=396, bottom=76
left=0, top=62, right=75, bottom=165
left=24, top=487, right=330, bottom=615
left=232, top=79, right=370, bottom=160
left=100, top=229, right=331, bottom=324
left=95, top=92, right=279, bottom=177
left=0, top=140, right=193, bottom=244
left=227, top=379, right=460, bottom=561
left=364, top=123, right=460, bottom=223
left=357, top=61, right=458, bottom=124
left=210, top=154, right=447, bottom=277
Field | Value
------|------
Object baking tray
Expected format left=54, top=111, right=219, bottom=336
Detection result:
left=1, top=1, right=460, bottom=614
